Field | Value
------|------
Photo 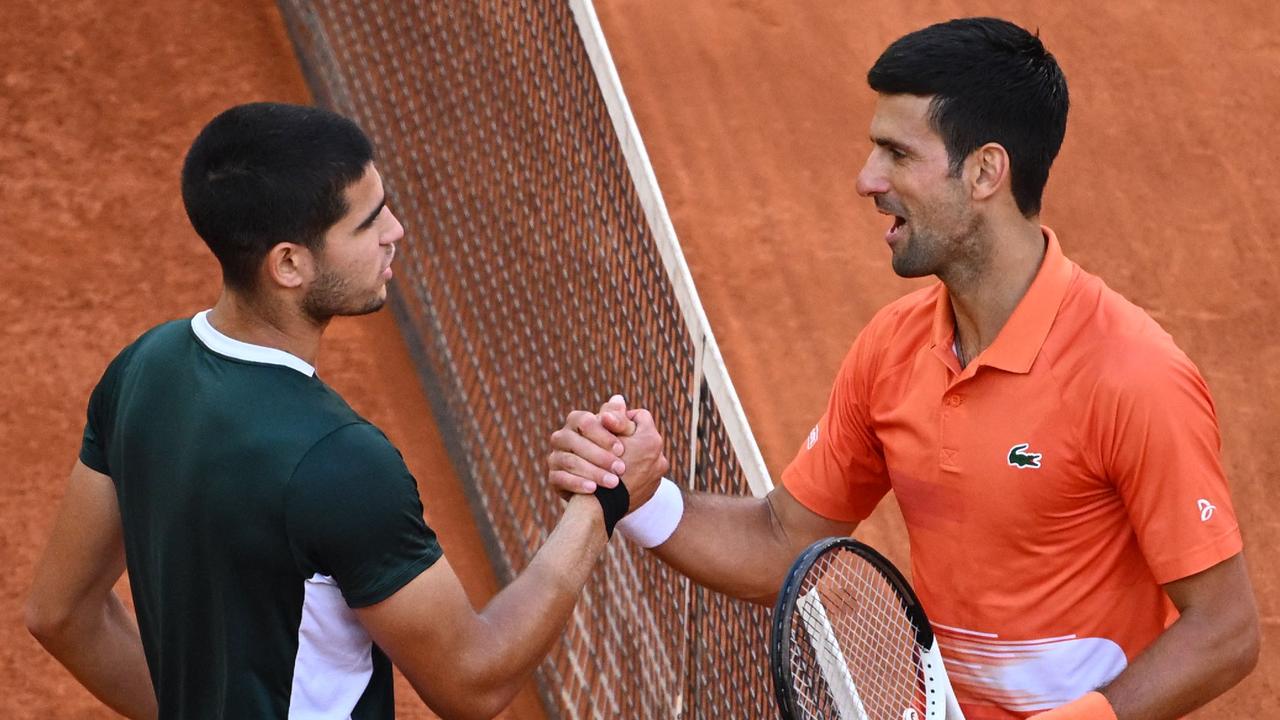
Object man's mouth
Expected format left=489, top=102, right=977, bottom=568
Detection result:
left=875, top=200, right=907, bottom=239
left=379, top=248, right=396, bottom=280
left=888, top=215, right=907, bottom=237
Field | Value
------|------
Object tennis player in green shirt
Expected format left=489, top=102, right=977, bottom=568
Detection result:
left=26, top=102, right=667, bottom=720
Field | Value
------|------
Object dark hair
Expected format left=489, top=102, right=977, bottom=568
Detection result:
left=867, top=17, right=1068, bottom=216
left=181, top=103, right=374, bottom=290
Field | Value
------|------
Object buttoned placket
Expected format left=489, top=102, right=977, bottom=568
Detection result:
left=934, top=340, right=977, bottom=474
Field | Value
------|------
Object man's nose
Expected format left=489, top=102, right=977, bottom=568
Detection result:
left=855, top=152, right=888, bottom=197
left=384, top=211, right=405, bottom=243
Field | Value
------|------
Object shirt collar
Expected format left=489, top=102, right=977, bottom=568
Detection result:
left=190, top=310, right=316, bottom=377
left=930, top=226, right=1076, bottom=375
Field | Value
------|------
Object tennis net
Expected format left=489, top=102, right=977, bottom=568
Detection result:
left=276, top=1, right=775, bottom=717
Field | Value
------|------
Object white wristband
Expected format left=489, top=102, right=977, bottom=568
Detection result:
left=616, top=477, right=684, bottom=548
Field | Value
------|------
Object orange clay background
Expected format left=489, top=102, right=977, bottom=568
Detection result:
left=1, top=1, right=1275, bottom=719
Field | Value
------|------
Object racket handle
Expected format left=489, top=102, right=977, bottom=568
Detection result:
left=920, top=637, right=966, bottom=720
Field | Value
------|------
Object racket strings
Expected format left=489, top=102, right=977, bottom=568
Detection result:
left=787, top=550, right=927, bottom=720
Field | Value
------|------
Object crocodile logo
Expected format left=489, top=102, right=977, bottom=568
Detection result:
left=1007, top=443, right=1042, bottom=469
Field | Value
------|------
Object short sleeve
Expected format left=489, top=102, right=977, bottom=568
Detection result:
left=781, top=321, right=892, bottom=522
left=1097, top=344, right=1242, bottom=584
left=80, top=343, right=139, bottom=476
left=286, top=423, right=443, bottom=608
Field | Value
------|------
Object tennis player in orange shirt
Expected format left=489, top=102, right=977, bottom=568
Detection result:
left=548, top=17, right=1259, bottom=720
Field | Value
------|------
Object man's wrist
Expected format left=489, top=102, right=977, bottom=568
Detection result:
left=592, top=478, right=630, bottom=539
left=1030, top=692, right=1117, bottom=720
left=616, top=477, right=683, bottom=548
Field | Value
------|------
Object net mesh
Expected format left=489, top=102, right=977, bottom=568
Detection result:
left=275, top=1, right=772, bottom=717
left=785, top=548, right=926, bottom=720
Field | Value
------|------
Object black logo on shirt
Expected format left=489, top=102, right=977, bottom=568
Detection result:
left=1007, top=443, right=1042, bottom=469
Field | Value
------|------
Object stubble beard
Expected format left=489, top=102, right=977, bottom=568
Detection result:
left=891, top=228, right=943, bottom=278
left=301, top=266, right=386, bottom=323
left=889, top=187, right=982, bottom=281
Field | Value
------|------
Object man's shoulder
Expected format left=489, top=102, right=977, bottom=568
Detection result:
left=831, top=283, right=941, bottom=382
left=298, top=421, right=403, bottom=479
left=105, top=317, right=191, bottom=360
left=90, top=317, right=194, bottom=393
left=1053, top=269, right=1200, bottom=390
left=287, top=421, right=412, bottom=509
left=310, top=421, right=398, bottom=460
left=114, top=315, right=370, bottom=446
left=872, top=282, right=943, bottom=328
left=857, top=283, right=942, bottom=355
left=131, top=316, right=197, bottom=350
left=1064, top=270, right=1179, bottom=350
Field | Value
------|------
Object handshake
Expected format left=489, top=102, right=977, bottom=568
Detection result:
left=547, top=395, right=677, bottom=544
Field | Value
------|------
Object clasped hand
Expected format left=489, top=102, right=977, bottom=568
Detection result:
left=546, top=395, right=669, bottom=514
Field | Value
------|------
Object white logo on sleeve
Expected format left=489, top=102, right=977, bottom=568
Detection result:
left=805, top=425, right=820, bottom=450
left=1197, top=498, right=1216, bottom=522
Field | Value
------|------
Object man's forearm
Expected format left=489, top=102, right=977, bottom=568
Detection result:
left=649, top=492, right=820, bottom=605
left=1098, top=604, right=1259, bottom=718
left=1092, top=554, right=1260, bottom=719
left=30, top=592, right=156, bottom=719
left=460, top=495, right=610, bottom=706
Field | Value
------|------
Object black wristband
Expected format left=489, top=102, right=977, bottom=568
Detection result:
left=593, top=478, right=630, bottom=539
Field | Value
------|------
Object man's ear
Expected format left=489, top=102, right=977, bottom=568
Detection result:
left=262, top=243, right=314, bottom=290
left=968, top=142, right=1010, bottom=203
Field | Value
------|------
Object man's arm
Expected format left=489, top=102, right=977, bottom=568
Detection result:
left=1031, top=553, right=1260, bottom=720
left=648, top=485, right=856, bottom=605
left=357, top=495, right=606, bottom=719
left=1038, top=344, right=1262, bottom=719
left=1098, top=553, right=1259, bottom=719
left=355, top=411, right=669, bottom=720
left=548, top=402, right=856, bottom=605
left=25, top=460, right=157, bottom=720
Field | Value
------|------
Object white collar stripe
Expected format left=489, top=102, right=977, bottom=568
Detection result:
left=190, top=310, right=316, bottom=377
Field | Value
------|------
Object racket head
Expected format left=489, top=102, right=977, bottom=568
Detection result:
left=770, top=537, right=937, bottom=720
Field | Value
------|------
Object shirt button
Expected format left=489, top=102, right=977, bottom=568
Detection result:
left=945, top=395, right=963, bottom=407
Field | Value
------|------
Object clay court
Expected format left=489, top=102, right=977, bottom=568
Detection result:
left=2, top=0, right=1276, bottom=718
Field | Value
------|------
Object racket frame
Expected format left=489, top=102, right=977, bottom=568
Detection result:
left=770, top=537, right=965, bottom=720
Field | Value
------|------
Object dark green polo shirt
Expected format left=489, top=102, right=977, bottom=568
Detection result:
left=80, top=311, right=442, bottom=718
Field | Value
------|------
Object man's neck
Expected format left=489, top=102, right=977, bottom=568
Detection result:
left=206, top=291, right=327, bottom=366
left=945, top=220, right=1047, bottom=366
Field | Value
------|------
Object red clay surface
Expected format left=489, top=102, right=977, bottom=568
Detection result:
left=2, top=0, right=1275, bottom=718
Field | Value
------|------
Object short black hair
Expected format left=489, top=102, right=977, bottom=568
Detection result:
left=867, top=17, right=1068, bottom=216
left=181, top=103, right=374, bottom=291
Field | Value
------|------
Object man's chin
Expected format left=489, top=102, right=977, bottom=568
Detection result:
left=890, top=250, right=935, bottom=279
left=310, top=295, right=387, bottom=322
left=345, top=295, right=387, bottom=317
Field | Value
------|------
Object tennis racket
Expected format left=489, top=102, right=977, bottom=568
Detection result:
left=770, top=537, right=965, bottom=720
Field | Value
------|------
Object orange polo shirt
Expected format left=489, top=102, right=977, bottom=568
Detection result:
left=782, top=228, right=1241, bottom=718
